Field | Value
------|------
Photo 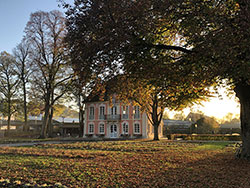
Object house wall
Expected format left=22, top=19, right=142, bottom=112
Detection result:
left=84, top=101, right=147, bottom=139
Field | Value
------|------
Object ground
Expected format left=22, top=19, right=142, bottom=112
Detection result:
left=0, top=140, right=249, bottom=187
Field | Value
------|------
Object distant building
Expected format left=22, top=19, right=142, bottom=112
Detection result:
left=219, top=123, right=241, bottom=134
left=54, top=117, right=80, bottom=136
left=28, top=115, right=80, bottom=136
left=163, top=119, right=194, bottom=134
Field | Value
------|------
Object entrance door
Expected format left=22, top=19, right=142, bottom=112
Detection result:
left=110, top=124, right=118, bottom=138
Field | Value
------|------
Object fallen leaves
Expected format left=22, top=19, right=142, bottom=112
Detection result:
left=0, top=141, right=249, bottom=187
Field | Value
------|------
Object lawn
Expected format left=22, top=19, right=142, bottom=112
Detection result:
left=0, top=140, right=249, bottom=188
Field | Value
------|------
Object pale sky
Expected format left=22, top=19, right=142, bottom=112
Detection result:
left=0, top=0, right=73, bottom=53
left=167, top=88, right=240, bottom=121
left=0, top=0, right=240, bottom=119
left=196, top=96, right=240, bottom=119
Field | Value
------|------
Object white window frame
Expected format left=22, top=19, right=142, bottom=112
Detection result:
left=122, top=122, right=129, bottom=134
left=133, top=106, right=140, bottom=119
left=122, top=106, right=129, bottom=119
left=99, top=123, right=105, bottom=134
left=134, top=122, right=140, bottom=134
left=88, top=123, right=94, bottom=134
left=99, top=105, right=105, bottom=120
left=89, top=106, right=95, bottom=120
left=111, top=106, right=117, bottom=115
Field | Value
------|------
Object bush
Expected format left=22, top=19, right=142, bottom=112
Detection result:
left=166, top=134, right=241, bottom=141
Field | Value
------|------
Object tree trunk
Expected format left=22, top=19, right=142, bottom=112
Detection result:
left=79, top=106, right=84, bottom=137
left=40, top=95, right=50, bottom=139
left=23, top=81, right=29, bottom=132
left=153, top=124, right=159, bottom=140
left=151, top=94, right=162, bottom=141
left=48, top=107, right=54, bottom=138
left=6, top=97, right=11, bottom=136
left=234, top=82, right=250, bottom=159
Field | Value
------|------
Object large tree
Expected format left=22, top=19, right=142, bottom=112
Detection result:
left=0, top=52, right=20, bottom=133
left=64, top=0, right=250, bottom=157
left=169, top=0, right=250, bottom=158
left=64, top=0, right=212, bottom=140
left=25, top=10, right=72, bottom=138
left=13, top=39, right=31, bottom=132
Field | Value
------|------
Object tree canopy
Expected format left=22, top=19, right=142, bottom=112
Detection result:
left=64, top=0, right=250, bottom=157
left=64, top=0, right=214, bottom=140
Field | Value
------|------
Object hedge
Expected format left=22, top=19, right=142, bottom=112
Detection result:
left=166, top=134, right=241, bottom=141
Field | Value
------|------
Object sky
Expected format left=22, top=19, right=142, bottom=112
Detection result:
left=167, top=88, right=240, bottom=121
left=0, top=0, right=240, bottom=120
left=0, top=0, right=73, bottom=53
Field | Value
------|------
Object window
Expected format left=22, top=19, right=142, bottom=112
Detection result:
left=110, top=106, right=117, bottom=120
left=111, top=106, right=117, bottom=115
left=89, top=106, right=95, bottom=120
left=122, top=106, right=129, bottom=119
left=99, top=106, right=105, bottom=120
left=134, top=106, right=140, bottom=119
left=122, top=122, right=129, bottom=134
left=88, top=124, right=94, bottom=134
left=99, top=123, right=105, bottom=134
left=134, top=123, right=140, bottom=134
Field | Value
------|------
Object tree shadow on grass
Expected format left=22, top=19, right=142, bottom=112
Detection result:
left=157, top=151, right=250, bottom=188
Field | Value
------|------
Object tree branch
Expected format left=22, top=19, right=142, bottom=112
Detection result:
left=147, top=43, right=192, bottom=54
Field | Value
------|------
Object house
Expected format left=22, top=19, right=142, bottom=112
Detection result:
left=83, top=94, right=163, bottom=139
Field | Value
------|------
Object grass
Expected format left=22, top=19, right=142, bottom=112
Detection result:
left=0, top=140, right=249, bottom=188
left=194, top=142, right=230, bottom=150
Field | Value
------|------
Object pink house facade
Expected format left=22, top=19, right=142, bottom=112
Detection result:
left=84, top=97, right=163, bottom=139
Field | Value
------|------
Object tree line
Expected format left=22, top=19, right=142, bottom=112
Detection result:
left=0, top=10, right=83, bottom=138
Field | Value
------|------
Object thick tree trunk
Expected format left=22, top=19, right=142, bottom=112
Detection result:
left=153, top=124, right=159, bottom=140
left=234, top=82, right=250, bottom=159
left=23, top=81, right=29, bottom=132
left=40, top=108, right=49, bottom=138
left=40, top=95, right=50, bottom=139
left=48, top=107, right=54, bottom=138
left=6, top=97, right=11, bottom=136
left=151, top=94, right=163, bottom=141
left=79, top=107, right=84, bottom=137
left=6, top=112, right=11, bottom=137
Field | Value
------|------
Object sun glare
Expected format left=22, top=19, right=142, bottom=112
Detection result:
left=167, top=88, right=240, bottom=121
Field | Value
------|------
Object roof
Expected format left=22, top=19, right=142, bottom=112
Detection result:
left=220, top=123, right=241, bottom=129
left=163, top=119, right=193, bottom=127
left=85, top=77, right=119, bottom=103
left=54, top=117, right=79, bottom=123
left=28, top=114, right=43, bottom=121
left=28, top=115, right=79, bottom=124
left=85, top=91, right=110, bottom=103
